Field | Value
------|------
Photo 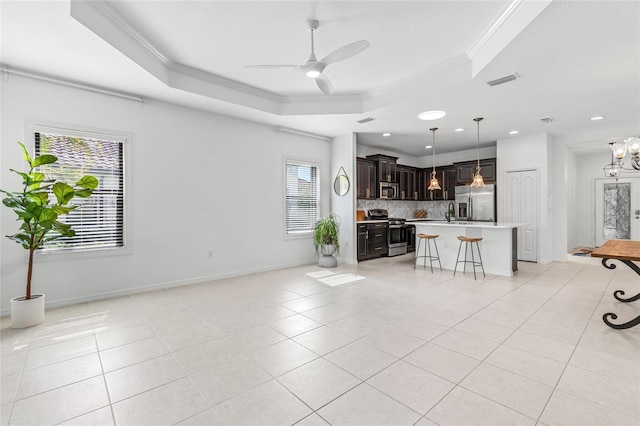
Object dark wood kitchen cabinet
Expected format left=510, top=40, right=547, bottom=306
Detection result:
left=356, top=158, right=377, bottom=199
left=397, top=165, right=418, bottom=200
left=455, top=158, right=497, bottom=185
left=421, top=166, right=455, bottom=201
left=357, top=222, right=388, bottom=261
left=366, top=154, right=398, bottom=183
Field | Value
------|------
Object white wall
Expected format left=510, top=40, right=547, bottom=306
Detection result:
left=1, top=75, right=332, bottom=313
left=331, top=133, right=357, bottom=264
left=496, top=133, right=553, bottom=263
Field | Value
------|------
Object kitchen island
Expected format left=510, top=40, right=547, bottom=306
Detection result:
left=412, top=221, right=524, bottom=277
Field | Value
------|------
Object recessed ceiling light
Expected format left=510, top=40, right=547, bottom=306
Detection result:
left=382, top=133, right=391, bottom=137
left=509, top=130, right=519, bottom=135
left=418, top=110, right=446, bottom=121
left=454, top=128, right=464, bottom=132
left=591, top=115, right=605, bottom=121
left=425, top=145, right=432, bottom=149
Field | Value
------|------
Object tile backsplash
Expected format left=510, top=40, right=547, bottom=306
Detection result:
left=357, top=199, right=452, bottom=220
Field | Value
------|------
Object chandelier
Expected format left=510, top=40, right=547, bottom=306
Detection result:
left=603, top=137, right=640, bottom=177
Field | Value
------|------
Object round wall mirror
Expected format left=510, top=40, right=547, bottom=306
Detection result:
left=334, top=167, right=350, bottom=196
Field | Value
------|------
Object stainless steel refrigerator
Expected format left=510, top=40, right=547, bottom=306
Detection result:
left=455, top=184, right=496, bottom=222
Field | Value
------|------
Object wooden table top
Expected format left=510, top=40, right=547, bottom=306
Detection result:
left=591, top=239, right=640, bottom=261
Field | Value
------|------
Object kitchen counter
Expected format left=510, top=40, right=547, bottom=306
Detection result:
left=356, top=219, right=388, bottom=224
left=413, top=222, right=524, bottom=276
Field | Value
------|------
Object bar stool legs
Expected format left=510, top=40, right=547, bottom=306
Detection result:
left=414, top=234, right=442, bottom=273
left=453, top=236, right=485, bottom=279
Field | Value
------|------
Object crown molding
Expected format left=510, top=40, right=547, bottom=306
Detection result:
left=467, top=0, right=553, bottom=77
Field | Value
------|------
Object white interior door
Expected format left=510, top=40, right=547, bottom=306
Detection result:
left=594, top=178, right=640, bottom=247
left=505, top=169, right=538, bottom=262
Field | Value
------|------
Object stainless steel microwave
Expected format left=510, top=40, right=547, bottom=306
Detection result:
left=379, top=182, right=399, bottom=199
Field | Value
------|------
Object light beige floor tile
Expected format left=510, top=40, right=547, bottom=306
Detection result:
left=157, top=327, right=220, bottom=352
left=325, top=339, right=397, bottom=380
left=175, top=409, right=222, bottom=426
left=540, top=390, right=639, bottom=426
left=277, top=357, right=360, bottom=410
left=1, top=402, right=11, bottom=426
left=10, top=376, right=108, bottom=425
left=317, top=383, right=422, bottom=425
left=268, top=314, right=323, bottom=337
left=59, top=406, right=114, bottom=425
left=219, top=325, right=287, bottom=353
left=100, top=336, right=168, bottom=372
left=504, top=330, right=575, bottom=363
left=105, top=353, right=185, bottom=402
left=189, top=355, right=272, bottom=406
left=367, top=360, right=455, bottom=415
left=362, top=329, right=426, bottom=358
left=404, top=342, right=480, bottom=383
left=95, top=323, right=156, bottom=351
left=24, top=336, right=97, bottom=370
left=390, top=317, right=449, bottom=341
left=251, top=339, right=318, bottom=377
left=148, top=313, right=209, bottom=336
left=328, top=315, right=382, bottom=339
left=569, top=346, right=640, bottom=386
left=426, top=386, right=536, bottom=426
left=213, top=380, right=312, bottom=425
left=292, top=326, right=355, bottom=355
left=280, top=296, right=328, bottom=313
left=414, top=417, right=439, bottom=426
left=0, top=374, right=19, bottom=405
left=460, top=362, right=554, bottom=419
left=431, top=329, right=501, bottom=360
left=557, top=365, right=640, bottom=419
left=112, top=377, right=209, bottom=426
left=295, top=413, right=331, bottom=425
left=518, top=319, right=584, bottom=345
left=16, top=353, right=102, bottom=400
left=0, top=351, right=27, bottom=378
left=172, top=338, right=242, bottom=375
left=453, top=317, right=514, bottom=342
left=410, top=308, right=468, bottom=327
left=471, top=306, right=532, bottom=328
left=484, top=345, right=565, bottom=386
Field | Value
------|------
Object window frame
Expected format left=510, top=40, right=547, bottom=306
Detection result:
left=284, top=158, right=320, bottom=239
left=27, top=122, right=132, bottom=259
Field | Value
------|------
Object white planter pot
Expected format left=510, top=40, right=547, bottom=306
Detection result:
left=10, top=294, right=45, bottom=329
left=318, top=244, right=338, bottom=268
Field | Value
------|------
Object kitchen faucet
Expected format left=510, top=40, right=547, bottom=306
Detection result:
left=446, top=202, right=455, bottom=222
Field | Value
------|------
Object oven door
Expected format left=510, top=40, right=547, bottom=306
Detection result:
left=387, top=224, right=408, bottom=256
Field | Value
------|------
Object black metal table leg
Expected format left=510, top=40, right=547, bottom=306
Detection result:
left=601, top=258, right=640, bottom=329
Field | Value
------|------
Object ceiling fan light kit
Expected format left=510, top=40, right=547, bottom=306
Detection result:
left=245, top=20, right=369, bottom=94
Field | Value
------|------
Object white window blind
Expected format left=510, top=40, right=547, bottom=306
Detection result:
left=35, top=131, right=125, bottom=252
left=286, top=161, right=319, bottom=234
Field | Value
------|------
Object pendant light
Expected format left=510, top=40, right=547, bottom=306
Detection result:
left=427, top=127, right=441, bottom=191
left=470, top=117, right=486, bottom=187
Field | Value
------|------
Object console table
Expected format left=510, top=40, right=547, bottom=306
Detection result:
left=590, top=239, right=640, bottom=329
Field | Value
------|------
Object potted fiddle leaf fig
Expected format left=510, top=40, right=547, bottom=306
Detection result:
left=313, top=213, right=340, bottom=268
left=1, top=142, right=98, bottom=328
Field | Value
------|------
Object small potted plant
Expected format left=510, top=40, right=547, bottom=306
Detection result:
left=313, top=213, right=340, bottom=267
left=1, top=142, right=98, bottom=328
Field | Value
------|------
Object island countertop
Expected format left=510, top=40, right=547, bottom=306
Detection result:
left=413, top=221, right=523, bottom=276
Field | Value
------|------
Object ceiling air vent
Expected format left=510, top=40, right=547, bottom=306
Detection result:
left=357, top=117, right=375, bottom=124
left=540, top=117, right=555, bottom=123
left=487, top=74, right=518, bottom=87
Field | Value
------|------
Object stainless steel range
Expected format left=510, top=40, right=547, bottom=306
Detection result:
left=367, top=209, right=408, bottom=257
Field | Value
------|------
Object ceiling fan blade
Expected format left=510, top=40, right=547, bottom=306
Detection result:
left=321, top=40, right=370, bottom=65
left=315, top=74, right=334, bottom=95
left=244, top=65, right=301, bottom=70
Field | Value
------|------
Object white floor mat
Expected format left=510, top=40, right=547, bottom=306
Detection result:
left=305, top=270, right=335, bottom=279
left=317, top=273, right=365, bottom=287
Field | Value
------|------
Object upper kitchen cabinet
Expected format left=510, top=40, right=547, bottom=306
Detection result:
left=366, top=154, right=398, bottom=183
left=397, top=165, right=418, bottom=200
left=455, top=158, right=496, bottom=185
left=356, top=157, right=377, bottom=199
left=421, top=166, right=455, bottom=200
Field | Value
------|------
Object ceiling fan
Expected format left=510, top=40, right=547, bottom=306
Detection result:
left=245, top=20, right=370, bottom=95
